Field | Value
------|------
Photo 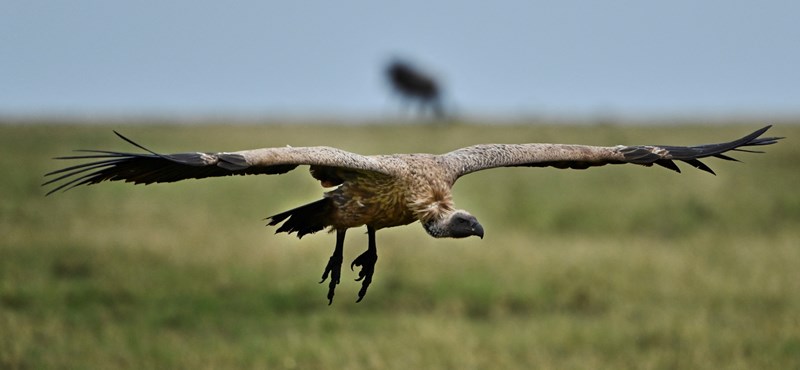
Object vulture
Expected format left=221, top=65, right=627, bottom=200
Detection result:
left=44, top=126, right=781, bottom=304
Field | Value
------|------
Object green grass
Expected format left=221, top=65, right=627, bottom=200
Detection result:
left=1, top=122, right=799, bottom=369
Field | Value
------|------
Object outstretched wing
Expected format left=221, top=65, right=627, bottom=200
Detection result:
left=445, top=126, right=781, bottom=179
left=43, top=131, right=394, bottom=195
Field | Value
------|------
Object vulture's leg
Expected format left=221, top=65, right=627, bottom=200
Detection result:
left=320, top=229, right=346, bottom=305
left=351, top=226, right=378, bottom=303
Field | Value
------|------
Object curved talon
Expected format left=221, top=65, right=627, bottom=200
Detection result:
left=351, top=253, right=374, bottom=280
left=326, top=286, right=336, bottom=305
left=354, top=270, right=367, bottom=282
left=355, top=271, right=373, bottom=303
left=320, top=254, right=342, bottom=284
left=350, top=247, right=377, bottom=302
left=321, top=230, right=346, bottom=305
left=319, top=255, right=343, bottom=305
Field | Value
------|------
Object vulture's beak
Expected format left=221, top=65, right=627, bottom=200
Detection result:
left=472, top=221, right=484, bottom=239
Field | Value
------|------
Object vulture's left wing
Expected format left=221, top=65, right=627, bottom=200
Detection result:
left=44, top=131, right=394, bottom=195
left=445, top=126, right=781, bottom=179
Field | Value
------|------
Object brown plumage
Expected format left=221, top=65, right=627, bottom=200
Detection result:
left=44, top=126, right=782, bottom=303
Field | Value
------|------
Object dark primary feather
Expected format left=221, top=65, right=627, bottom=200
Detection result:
left=43, top=131, right=297, bottom=195
left=619, top=125, right=783, bottom=175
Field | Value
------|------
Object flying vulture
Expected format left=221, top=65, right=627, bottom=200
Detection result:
left=44, top=126, right=781, bottom=303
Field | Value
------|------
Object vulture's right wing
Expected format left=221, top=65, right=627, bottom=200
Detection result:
left=43, top=131, right=394, bottom=195
left=444, top=126, right=781, bottom=179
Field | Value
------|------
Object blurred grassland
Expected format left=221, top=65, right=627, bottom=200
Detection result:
left=1, top=122, right=798, bottom=369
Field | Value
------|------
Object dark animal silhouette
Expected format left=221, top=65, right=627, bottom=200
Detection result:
left=386, top=60, right=445, bottom=119
left=44, top=127, right=781, bottom=303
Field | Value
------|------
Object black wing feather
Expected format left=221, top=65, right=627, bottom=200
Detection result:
left=43, top=132, right=298, bottom=195
left=621, top=125, right=783, bottom=175
left=654, top=159, right=681, bottom=173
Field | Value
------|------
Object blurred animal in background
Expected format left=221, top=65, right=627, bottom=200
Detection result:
left=45, top=127, right=781, bottom=304
left=386, top=59, right=446, bottom=120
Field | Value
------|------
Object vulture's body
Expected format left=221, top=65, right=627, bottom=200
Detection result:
left=44, top=126, right=782, bottom=303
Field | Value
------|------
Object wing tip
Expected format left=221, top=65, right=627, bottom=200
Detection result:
left=623, top=125, right=779, bottom=175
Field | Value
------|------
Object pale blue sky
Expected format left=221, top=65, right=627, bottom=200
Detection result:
left=2, top=0, right=799, bottom=119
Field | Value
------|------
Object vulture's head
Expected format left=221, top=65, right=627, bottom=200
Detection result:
left=423, top=210, right=484, bottom=239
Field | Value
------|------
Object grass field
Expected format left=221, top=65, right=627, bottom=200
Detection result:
left=1, top=122, right=798, bottom=369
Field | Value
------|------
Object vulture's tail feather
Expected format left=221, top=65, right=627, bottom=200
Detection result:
left=265, top=198, right=333, bottom=239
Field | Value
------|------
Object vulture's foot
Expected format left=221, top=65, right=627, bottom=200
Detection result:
left=350, top=226, right=378, bottom=303
left=320, top=253, right=342, bottom=305
left=320, top=230, right=346, bottom=305
left=350, top=248, right=376, bottom=302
